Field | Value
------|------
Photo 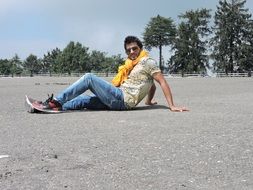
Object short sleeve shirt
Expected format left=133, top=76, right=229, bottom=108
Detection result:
left=120, top=57, right=161, bottom=109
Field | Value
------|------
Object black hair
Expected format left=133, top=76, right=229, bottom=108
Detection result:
left=124, top=36, right=143, bottom=50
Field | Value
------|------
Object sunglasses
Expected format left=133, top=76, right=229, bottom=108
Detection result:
left=126, top=46, right=139, bottom=54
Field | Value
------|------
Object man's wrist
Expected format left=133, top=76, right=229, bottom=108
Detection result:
left=169, top=105, right=175, bottom=110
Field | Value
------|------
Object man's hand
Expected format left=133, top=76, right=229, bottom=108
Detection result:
left=169, top=105, right=189, bottom=112
left=152, top=72, right=189, bottom=112
left=145, top=100, right=157, bottom=106
left=145, top=83, right=157, bottom=106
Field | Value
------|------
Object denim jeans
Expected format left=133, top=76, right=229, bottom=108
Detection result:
left=55, top=73, right=126, bottom=111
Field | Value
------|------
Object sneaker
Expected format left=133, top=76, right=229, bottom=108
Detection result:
left=41, top=94, right=62, bottom=111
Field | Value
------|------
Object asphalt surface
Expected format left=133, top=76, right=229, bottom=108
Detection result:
left=0, top=76, right=253, bottom=190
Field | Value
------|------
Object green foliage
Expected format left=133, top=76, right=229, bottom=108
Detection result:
left=88, top=51, right=124, bottom=73
left=0, top=54, right=23, bottom=76
left=0, top=59, right=11, bottom=75
left=211, top=0, right=253, bottom=73
left=238, top=18, right=253, bottom=71
left=38, top=42, right=123, bottom=75
left=170, top=9, right=212, bottom=75
left=57, top=41, right=90, bottom=75
left=102, top=55, right=124, bottom=74
left=89, top=50, right=107, bottom=72
left=42, top=48, right=61, bottom=75
left=23, top=54, right=41, bottom=77
left=9, top=54, right=23, bottom=76
left=109, top=54, right=124, bottom=73
left=143, top=15, right=176, bottom=71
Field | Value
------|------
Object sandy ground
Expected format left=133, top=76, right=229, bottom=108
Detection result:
left=0, top=76, right=253, bottom=190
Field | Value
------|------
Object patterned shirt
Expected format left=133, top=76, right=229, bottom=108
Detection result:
left=120, top=57, right=161, bottom=109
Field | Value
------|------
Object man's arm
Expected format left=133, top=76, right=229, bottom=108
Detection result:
left=145, top=83, right=157, bottom=105
left=152, top=72, right=188, bottom=112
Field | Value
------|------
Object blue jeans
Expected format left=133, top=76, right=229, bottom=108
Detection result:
left=55, top=73, right=126, bottom=111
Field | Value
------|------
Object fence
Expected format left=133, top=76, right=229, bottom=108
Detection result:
left=165, top=72, right=252, bottom=78
left=0, top=72, right=252, bottom=78
left=216, top=72, right=251, bottom=77
left=164, top=73, right=205, bottom=77
left=0, top=72, right=117, bottom=78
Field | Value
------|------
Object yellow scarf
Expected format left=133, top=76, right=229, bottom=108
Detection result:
left=112, top=50, right=148, bottom=87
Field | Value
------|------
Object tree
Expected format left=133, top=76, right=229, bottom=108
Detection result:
left=109, top=54, right=124, bottom=73
left=23, top=54, right=41, bottom=77
left=169, top=23, right=191, bottom=75
left=42, top=48, right=61, bottom=76
left=211, top=0, right=253, bottom=73
left=170, top=9, right=212, bottom=75
left=89, top=50, right=107, bottom=72
left=9, top=54, right=23, bottom=77
left=143, top=15, right=176, bottom=72
left=238, top=17, right=253, bottom=72
left=57, top=42, right=90, bottom=75
left=89, top=51, right=124, bottom=74
left=0, top=59, right=10, bottom=75
left=101, top=56, right=124, bottom=74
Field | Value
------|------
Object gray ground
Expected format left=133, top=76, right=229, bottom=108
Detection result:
left=0, top=76, right=253, bottom=190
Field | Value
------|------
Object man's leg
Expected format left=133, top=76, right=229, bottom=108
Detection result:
left=62, top=94, right=108, bottom=110
left=55, top=73, right=126, bottom=110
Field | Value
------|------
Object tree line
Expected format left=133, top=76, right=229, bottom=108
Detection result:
left=1, top=0, right=253, bottom=77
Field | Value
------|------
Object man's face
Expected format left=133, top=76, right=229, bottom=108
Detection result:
left=125, top=42, right=141, bottom=60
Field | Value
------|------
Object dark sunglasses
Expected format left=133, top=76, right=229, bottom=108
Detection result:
left=126, top=46, right=139, bottom=54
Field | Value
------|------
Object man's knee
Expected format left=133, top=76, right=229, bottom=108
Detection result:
left=83, top=73, right=95, bottom=80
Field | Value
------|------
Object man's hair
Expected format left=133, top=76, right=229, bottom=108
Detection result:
left=124, top=36, right=143, bottom=50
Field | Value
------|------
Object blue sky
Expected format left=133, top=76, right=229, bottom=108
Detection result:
left=1, top=0, right=253, bottom=61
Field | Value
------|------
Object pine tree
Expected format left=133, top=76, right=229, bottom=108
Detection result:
left=9, top=54, right=23, bottom=77
left=170, top=9, right=211, bottom=75
left=23, top=54, right=41, bottom=77
left=42, top=48, right=61, bottom=76
left=143, top=15, right=176, bottom=72
left=57, top=42, right=90, bottom=75
left=211, top=0, right=253, bottom=73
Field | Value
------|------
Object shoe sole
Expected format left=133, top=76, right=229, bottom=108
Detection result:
left=25, top=95, right=37, bottom=113
left=25, top=95, right=63, bottom=114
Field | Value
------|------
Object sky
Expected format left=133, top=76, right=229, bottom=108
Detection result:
left=0, top=0, right=253, bottom=61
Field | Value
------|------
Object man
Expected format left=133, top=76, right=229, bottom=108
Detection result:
left=41, top=36, right=188, bottom=112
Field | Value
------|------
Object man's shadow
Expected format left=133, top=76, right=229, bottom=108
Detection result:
left=52, top=104, right=169, bottom=114
left=131, top=104, right=168, bottom=111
